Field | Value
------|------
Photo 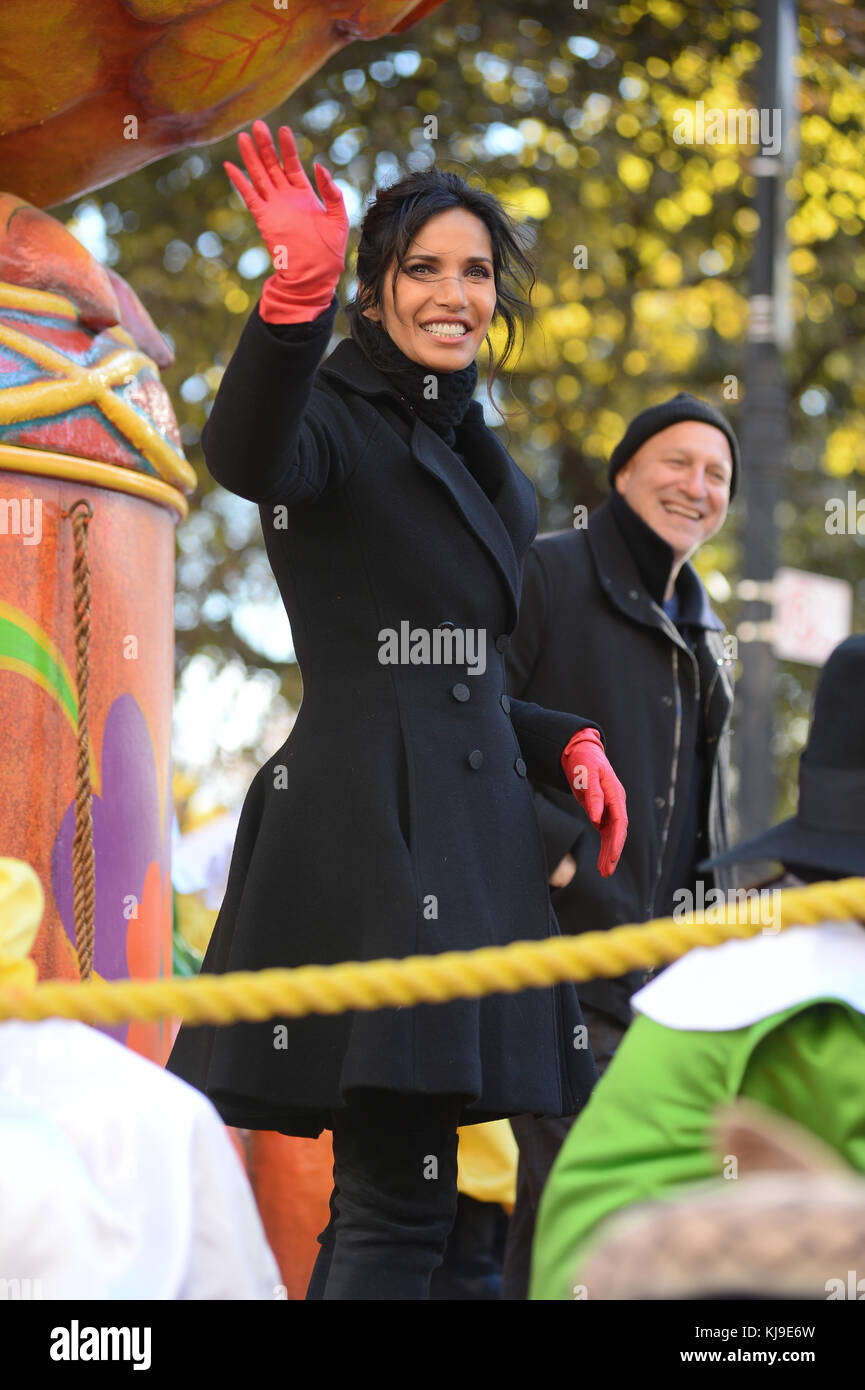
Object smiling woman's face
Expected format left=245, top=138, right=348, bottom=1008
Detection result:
left=361, top=207, right=498, bottom=370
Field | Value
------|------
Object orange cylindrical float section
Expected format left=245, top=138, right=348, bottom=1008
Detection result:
left=0, top=464, right=181, bottom=1060
left=0, top=199, right=195, bottom=1064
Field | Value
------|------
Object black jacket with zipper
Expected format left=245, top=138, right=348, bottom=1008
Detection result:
left=506, top=491, right=735, bottom=1026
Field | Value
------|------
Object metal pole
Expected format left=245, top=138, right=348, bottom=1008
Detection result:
left=734, top=0, right=792, bottom=841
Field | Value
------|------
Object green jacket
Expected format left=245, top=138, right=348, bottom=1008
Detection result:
left=530, top=997, right=865, bottom=1300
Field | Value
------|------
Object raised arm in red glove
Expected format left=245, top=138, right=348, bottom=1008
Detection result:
left=224, top=120, right=349, bottom=324
left=560, top=727, right=628, bottom=878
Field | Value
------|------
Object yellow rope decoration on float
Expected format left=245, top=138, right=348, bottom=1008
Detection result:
left=1, top=857, right=863, bottom=1027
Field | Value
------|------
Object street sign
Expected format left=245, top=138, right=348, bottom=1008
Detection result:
left=772, top=566, right=853, bottom=665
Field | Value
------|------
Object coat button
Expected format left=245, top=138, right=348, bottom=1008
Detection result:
left=655, top=796, right=666, bottom=809
left=515, top=758, right=527, bottom=777
left=500, top=693, right=511, bottom=713
left=495, top=634, right=509, bottom=652
left=629, top=589, right=639, bottom=601
left=468, top=749, right=484, bottom=770
left=452, top=683, right=470, bottom=702
left=661, top=694, right=673, bottom=706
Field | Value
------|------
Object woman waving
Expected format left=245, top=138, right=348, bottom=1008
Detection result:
left=166, top=120, right=627, bottom=1300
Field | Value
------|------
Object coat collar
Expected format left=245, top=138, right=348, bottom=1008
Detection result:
left=319, top=337, right=536, bottom=628
left=587, top=495, right=725, bottom=639
left=318, top=334, right=406, bottom=401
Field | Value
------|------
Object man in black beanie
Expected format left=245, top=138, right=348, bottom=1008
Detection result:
left=607, top=391, right=739, bottom=499
left=501, top=393, right=738, bottom=1299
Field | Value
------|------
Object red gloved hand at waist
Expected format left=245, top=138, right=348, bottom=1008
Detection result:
left=560, top=727, right=628, bottom=878
left=224, top=120, right=349, bottom=324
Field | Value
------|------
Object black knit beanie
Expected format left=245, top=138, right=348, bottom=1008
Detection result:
left=608, top=392, right=740, bottom=500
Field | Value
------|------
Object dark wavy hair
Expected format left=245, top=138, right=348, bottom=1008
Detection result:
left=343, top=166, right=537, bottom=431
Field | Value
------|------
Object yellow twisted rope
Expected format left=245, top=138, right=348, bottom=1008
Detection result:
left=1, top=869, right=863, bottom=1027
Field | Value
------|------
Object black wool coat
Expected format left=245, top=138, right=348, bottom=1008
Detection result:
left=506, top=499, right=735, bottom=1026
left=165, top=293, right=601, bottom=1136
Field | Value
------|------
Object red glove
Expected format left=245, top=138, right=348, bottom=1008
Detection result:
left=560, top=727, right=628, bottom=878
left=224, top=120, right=349, bottom=324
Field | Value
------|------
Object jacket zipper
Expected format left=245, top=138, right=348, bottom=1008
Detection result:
left=649, top=602, right=709, bottom=915
left=704, top=650, right=723, bottom=719
left=703, top=640, right=733, bottom=878
left=705, top=662, right=721, bottom=707
left=650, top=644, right=682, bottom=917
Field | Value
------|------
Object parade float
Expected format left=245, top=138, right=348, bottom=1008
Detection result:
left=0, top=194, right=191, bottom=1056
left=0, top=0, right=491, bottom=1299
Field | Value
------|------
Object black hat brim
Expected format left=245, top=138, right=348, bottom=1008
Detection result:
left=698, top=816, right=865, bottom=877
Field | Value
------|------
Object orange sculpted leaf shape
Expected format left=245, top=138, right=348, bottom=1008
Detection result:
left=137, top=1, right=321, bottom=109
left=0, top=2, right=450, bottom=207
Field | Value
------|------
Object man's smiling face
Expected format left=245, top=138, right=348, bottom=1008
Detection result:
left=613, top=420, right=732, bottom=563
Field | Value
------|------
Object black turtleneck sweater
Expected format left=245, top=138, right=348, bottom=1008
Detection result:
left=346, top=300, right=478, bottom=447
left=347, top=301, right=504, bottom=506
left=609, top=489, right=709, bottom=907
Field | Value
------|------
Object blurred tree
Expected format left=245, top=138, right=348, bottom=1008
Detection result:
left=52, top=0, right=865, bottom=821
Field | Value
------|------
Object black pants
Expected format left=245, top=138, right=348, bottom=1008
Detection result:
left=305, top=1089, right=464, bottom=1300
left=500, top=1005, right=628, bottom=1301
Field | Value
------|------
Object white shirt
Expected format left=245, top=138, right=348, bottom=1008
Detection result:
left=0, top=1019, right=282, bottom=1299
left=632, top=917, right=865, bottom=1031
